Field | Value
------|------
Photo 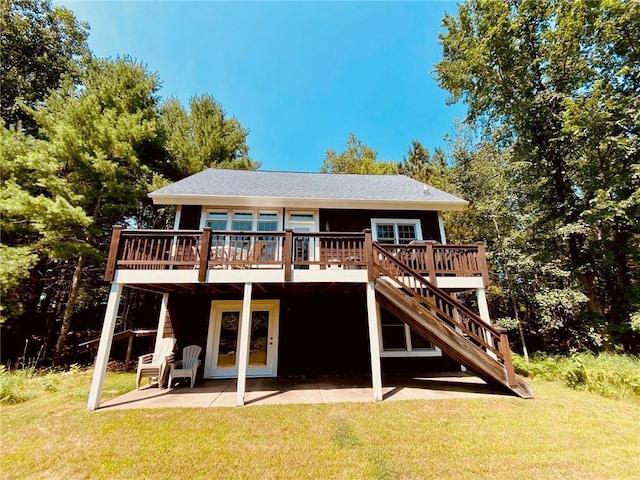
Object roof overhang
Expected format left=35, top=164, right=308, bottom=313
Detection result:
left=148, top=193, right=469, bottom=212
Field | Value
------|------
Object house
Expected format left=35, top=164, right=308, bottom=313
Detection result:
left=87, top=169, right=532, bottom=410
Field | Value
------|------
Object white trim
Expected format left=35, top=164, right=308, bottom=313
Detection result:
left=173, top=205, right=182, bottom=230
left=204, top=299, right=280, bottom=380
left=366, top=282, right=383, bottom=401
left=151, top=194, right=468, bottom=212
left=87, top=283, right=122, bottom=411
left=437, top=212, right=447, bottom=243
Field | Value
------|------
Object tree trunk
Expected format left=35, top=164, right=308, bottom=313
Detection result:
left=609, top=228, right=632, bottom=345
left=52, top=255, right=85, bottom=366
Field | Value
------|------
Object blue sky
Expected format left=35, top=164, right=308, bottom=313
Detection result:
left=57, top=1, right=465, bottom=172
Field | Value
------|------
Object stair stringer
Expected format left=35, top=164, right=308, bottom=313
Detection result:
left=375, top=278, right=533, bottom=399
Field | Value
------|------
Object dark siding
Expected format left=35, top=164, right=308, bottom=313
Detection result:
left=165, top=285, right=459, bottom=377
left=167, top=294, right=211, bottom=350
left=319, top=209, right=441, bottom=241
left=381, top=355, right=460, bottom=374
left=178, top=205, right=202, bottom=230
left=277, top=288, right=371, bottom=376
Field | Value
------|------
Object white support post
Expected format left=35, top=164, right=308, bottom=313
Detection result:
left=476, top=288, right=491, bottom=325
left=236, top=283, right=253, bottom=406
left=366, top=281, right=383, bottom=401
left=476, top=287, right=497, bottom=359
left=154, top=293, right=170, bottom=353
left=450, top=292, right=467, bottom=372
left=87, top=283, right=123, bottom=411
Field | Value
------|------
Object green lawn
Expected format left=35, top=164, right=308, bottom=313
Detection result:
left=2, top=370, right=639, bottom=480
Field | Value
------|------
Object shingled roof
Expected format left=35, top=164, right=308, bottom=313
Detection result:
left=150, top=169, right=468, bottom=211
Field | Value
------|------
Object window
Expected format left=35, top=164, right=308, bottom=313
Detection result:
left=379, top=308, right=441, bottom=357
left=258, top=213, right=278, bottom=260
left=203, top=209, right=280, bottom=257
left=286, top=212, right=318, bottom=269
left=204, top=210, right=280, bottom=231
left=371, top=218, right=422, bottom=245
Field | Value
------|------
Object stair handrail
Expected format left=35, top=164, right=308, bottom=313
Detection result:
left=372, top=243, right=507, bottom=363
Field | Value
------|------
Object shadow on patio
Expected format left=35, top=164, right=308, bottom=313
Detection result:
left=98, top=373, right=512, bottom=410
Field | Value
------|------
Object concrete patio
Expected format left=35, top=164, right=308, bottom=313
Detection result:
left=99, top=373, right=511, bottom=410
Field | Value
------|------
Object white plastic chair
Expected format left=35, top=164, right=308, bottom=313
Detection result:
left=136, top=337, right=176, bottom=390
left=168, top=345, right=202, bottom=388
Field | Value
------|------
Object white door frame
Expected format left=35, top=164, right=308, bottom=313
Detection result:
left=204, top=299, right=280, bottom=379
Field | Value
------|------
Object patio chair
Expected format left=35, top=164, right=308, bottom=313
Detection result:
left=168, top=345, right=202, bottom=388
left=136, top=337, right=176, bottom=390
left=246, top=240, right=266, bottom=266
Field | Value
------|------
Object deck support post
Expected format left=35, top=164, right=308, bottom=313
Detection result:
left=476, top=287, right=497, bottom=359
left=476, top=287, right=491, bottom=325
left=366, top=281, right=383, bottom=401
left=154, top=293, right=170, bottom=353
left=87, top=283, right=123, bottom=411
left=236, top=282, right=253, bottom=406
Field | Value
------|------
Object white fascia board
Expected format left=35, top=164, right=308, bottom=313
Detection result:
left=149, top=194, right=469, bottom=212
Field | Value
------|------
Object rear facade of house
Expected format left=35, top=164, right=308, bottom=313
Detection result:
left=87, top=169, right=532, bottom=410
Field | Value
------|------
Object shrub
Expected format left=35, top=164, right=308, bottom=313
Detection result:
left=0, top=365, right=33, bottom=404
left=513, top=352, right=640, bottom=403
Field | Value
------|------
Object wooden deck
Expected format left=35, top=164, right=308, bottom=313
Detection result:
left=104, top=227, right=489, bottom=286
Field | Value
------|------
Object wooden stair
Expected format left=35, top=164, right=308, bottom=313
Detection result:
left=372, top=244, right=533, bottom=399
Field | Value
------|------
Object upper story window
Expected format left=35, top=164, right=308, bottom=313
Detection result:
left=204, top=210, right=280, bottom=231
left=231, top=212, right=253, bottom=231
left=371, top=218, right=422, bottom=244
left=258, top=213, right=278, bottom=232
left=206, top=212, right=228, bottom=231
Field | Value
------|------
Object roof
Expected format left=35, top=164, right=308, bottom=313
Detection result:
left=149, top=169, right=468, bottom=211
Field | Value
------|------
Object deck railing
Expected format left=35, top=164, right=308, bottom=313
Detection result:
left=104, top=226, right=488, bottom=285
left=383, top=242, right=489, bottom=286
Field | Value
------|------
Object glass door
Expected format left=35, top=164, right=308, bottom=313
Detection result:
left=205, top=300, right=280, bottom=378
left=287, top=212, right=318, bottom=269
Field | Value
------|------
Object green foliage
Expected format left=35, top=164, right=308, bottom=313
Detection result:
left=436, top=0, right=640, bottom=349
left=160, top=94, right=259, bottom=177
left=0, top=365, right=65, bottom=404
left=399, top=140, right=449, bottom=190
left=0, top=0, right=89, bottom=133
left=513, top=353, right=640, bottom=402
left=321, top=133, right=399, bottom=174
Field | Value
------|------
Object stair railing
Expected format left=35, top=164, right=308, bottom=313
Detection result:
left=372, top=243, right=514, bottom=372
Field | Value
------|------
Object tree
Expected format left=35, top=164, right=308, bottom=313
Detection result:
left=436, top=0, right=639, bottom=350
left=399, top=140, right=449, bottom=190
left=1, top=56, right=164, bottom=363
left=160, top=94, right=258, bottom=177
left=321, top=133, right=398, bottom=174
left=0, top=0, right=89, bottom=134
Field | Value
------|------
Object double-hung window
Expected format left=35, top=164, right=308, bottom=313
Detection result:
left=371, top=218, right=422, bottom=244
left=379, top=307, right=441, bottom=357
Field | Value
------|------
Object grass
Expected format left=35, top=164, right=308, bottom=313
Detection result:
left=512, top=352, right=640, bottom=403
left=1, top=368, right=639, bottom=480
